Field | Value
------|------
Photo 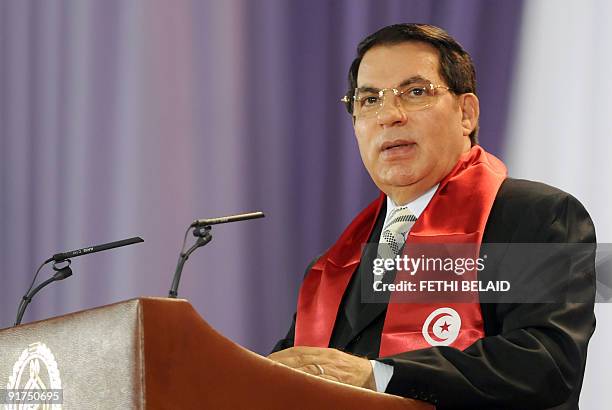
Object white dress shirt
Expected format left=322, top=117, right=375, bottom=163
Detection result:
left=370, top=184, right=438, bottom=392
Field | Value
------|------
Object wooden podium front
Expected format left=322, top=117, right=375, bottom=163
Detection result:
left=0, top=298, right=433, bottom=409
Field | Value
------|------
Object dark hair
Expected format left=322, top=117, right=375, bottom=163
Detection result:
left=345, top=23, right=479, bottom=145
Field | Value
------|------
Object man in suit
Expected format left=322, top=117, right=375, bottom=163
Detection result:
left=268, top=24, right=596, bottom=409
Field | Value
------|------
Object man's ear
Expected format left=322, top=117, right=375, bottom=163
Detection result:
left=460, top=93, right=479, bottom=136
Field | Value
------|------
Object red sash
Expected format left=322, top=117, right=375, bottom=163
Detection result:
left=294, top=146, right=507, bottom=357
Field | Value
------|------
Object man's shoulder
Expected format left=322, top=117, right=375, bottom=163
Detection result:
left=485, top=178, right=593, bottom=242
left=496, top=177, right=573, bottom=203
left=493, top=177, right=584, bottom=216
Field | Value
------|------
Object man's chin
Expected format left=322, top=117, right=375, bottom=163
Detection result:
left=372, top=170, right=437, bottom=199
left=378, top=172, right=421, bottom=188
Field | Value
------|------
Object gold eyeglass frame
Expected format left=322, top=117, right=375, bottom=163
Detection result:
left=340, top=83, right=452, bottom=119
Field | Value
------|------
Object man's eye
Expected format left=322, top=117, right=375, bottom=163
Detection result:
left=361, top=96, right=380, bottom=106
left=406, top=87, right=427, bottom=97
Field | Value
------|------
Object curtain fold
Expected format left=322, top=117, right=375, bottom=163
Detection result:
left=0, top=0, right=523, bottom=355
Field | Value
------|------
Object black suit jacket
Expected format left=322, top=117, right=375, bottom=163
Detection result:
left=272, top=178, right=596, bottom=410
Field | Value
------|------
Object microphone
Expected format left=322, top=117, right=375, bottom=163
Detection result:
left=190, top=211, right=264, bottom=227
left=169, top=211, right=265, bottom=298
left=15, top=236, right=144, bottom=326
left=52, top=236, right=144, bottom=262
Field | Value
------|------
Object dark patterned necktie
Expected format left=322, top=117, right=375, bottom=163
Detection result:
left=376, top=206, right=417, bottom=278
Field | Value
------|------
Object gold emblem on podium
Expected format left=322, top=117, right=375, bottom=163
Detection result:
left=5, top=342, right=62, bottom=409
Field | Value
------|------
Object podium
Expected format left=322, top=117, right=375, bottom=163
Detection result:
left=0, top=298, right=433, bottom=409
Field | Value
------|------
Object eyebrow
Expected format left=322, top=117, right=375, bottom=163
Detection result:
left=356, top=75, right=432, bottom=93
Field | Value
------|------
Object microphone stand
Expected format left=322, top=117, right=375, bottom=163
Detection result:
left=15, top=260, right=73, bottom=326
left=168, top=226, right=213, bottom=298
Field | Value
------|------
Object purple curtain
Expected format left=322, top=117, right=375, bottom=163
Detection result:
left=0, top=0, right=522, bottom=354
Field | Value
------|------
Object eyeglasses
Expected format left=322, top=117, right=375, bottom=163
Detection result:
left=341, top=82, right=452, bottom=119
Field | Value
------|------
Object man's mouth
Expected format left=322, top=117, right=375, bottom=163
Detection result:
left=381, top=140, right=416, bottom=151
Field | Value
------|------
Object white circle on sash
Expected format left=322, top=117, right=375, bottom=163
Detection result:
left=422, top=307, right=462, bottom=346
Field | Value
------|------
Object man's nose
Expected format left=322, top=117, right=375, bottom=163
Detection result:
left=376, top=95, right=407, bottom=127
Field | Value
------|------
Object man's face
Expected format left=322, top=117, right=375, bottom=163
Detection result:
left=353, top=42, right=474, bottom=202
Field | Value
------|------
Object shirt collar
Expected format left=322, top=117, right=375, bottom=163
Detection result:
left=385, top=184, right=439, bottom=221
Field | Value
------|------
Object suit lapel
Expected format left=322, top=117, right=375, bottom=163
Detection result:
left=337, top=203, right=389, bottom=347
left=344, top=260, right=395, bottom=344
